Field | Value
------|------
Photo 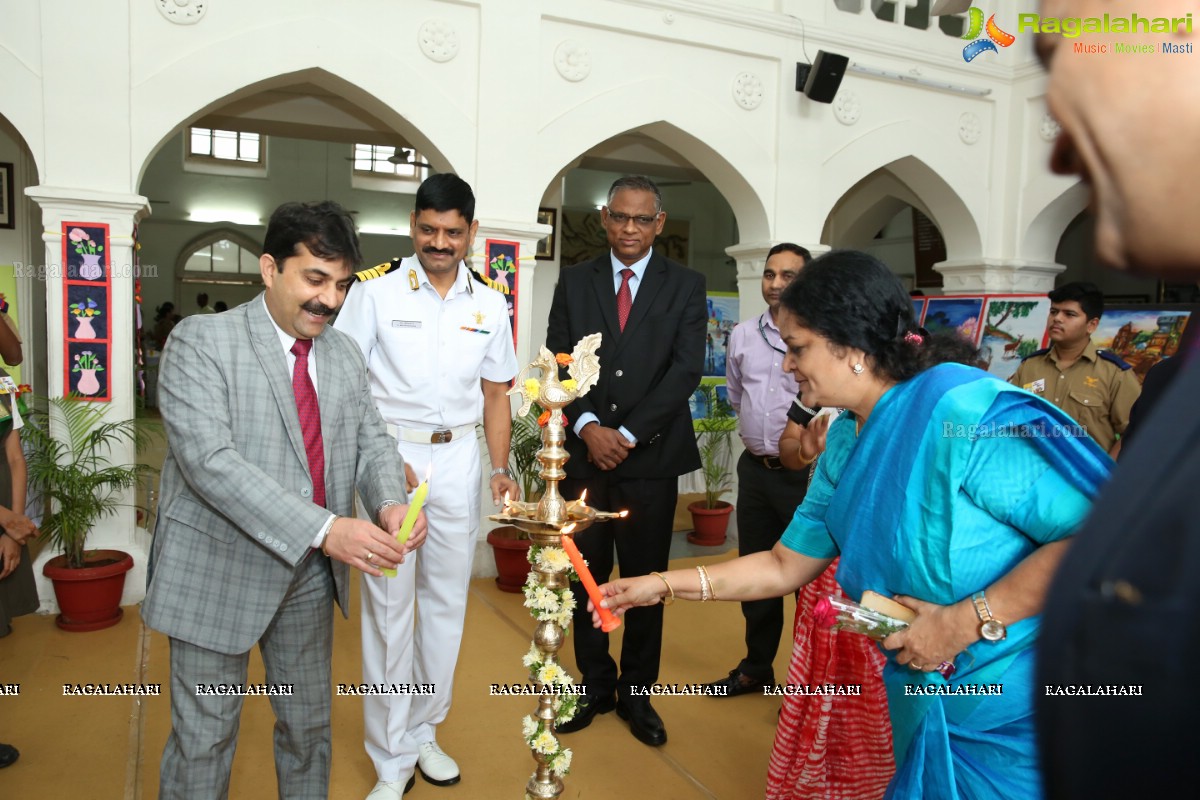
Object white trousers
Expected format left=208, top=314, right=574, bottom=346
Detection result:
left=360, top=434, right=481, bottom=781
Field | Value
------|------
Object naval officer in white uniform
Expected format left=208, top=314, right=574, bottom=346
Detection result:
left=334, top=174, right=519, bottom=799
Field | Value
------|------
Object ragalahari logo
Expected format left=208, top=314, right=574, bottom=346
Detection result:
left=962, top=7, right=1015, bottom=62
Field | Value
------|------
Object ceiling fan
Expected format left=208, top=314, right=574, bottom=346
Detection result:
left=345, top=147, right=432, bottom=169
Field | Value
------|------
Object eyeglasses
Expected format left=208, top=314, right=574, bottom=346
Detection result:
left=604, top=210, right=660, bottom=228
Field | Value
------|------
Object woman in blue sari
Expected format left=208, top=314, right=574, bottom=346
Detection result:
left=593, top=251, right=1111, bottom=799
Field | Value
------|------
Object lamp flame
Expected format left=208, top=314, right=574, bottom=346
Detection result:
left=562, top=522, right=577, bottom=535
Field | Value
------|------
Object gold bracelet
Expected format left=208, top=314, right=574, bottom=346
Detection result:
left=650, top=571, right=675, bottom=605
left=698, top=565, right=718, bottom=601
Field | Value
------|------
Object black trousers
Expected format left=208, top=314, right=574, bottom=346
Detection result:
left=561, top=474, right=677, bottom=696
left=733, top=451, right=809, bottom=683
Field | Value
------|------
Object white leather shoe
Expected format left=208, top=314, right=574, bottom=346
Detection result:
left=365, top=775, right=415, bottom=799
left=417, top=740, right=461, bottom=786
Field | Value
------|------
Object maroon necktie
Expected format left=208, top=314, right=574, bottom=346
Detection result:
left=616, top=268, right=635, bottom=331
left=290, top=339, right=326, bottom=508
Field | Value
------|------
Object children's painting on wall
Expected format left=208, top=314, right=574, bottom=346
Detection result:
left=1093, top=305, right=1194, bottom=382
left=912, top=297, right=926, bottom=322
left=978, top=295, right=1051, bottom=380
left=704, top=292, right=738, bottom=378
left=922, top=296, right=984, bottom=345
left=482, top=239, right=519, bottom=349
left=689, top=381, right=734, bottom=422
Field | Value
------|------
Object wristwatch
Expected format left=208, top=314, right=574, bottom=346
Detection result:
left=971, top=591, right=1007, bottom=642
left=490, top=466, right=513, bottom=479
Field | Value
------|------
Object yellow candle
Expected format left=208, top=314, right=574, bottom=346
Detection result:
left=382, top=479, right=428, bottom=578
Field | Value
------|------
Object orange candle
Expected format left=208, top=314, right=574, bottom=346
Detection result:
left=561, top=532, right=621, bottom=632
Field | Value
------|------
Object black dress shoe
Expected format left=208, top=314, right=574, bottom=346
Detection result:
left=702, top=668, right=770, bottom=698
left=0, top=743, right=19, bottom=768
left=616, top=696, right=667, bottom=746
left=555, top=692, right=616, bottom=734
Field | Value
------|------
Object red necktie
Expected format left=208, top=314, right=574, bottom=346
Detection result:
left=616, top=268, right=634, bottom=331
left=290, top=339, right=326, bottom=508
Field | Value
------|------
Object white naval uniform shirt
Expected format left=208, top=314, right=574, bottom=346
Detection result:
left=333, top=255, right=518, bottom=428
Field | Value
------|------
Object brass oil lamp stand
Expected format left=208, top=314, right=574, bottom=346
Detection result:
left=489, top=336, right=624, bottom=799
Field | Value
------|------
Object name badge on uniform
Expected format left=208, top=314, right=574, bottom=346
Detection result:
left=392, top=320, right=422, bottom=329
left=1024, top=378, right=1045, bottom=395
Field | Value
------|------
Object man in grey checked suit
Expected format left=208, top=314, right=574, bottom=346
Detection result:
left=143, top=201, right=427, bottom=800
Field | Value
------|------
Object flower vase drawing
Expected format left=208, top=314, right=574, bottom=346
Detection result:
left=69, top=298, right=101, bottom=339
left=74, top=315, right=98, bottom=339
left=76, top=368, right=101, bottom=396
left=72, top=350, right=105, bottom=396
left=79, top=253, right=103, bottom=280
left=68, top=227, right=105, bottom=279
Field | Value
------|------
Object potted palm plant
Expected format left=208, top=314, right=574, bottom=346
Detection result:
left=487, top=403, right=546, bottom=592
left=687, top=383, right=738, bottom=546
left=24, top=396, right=153, bottom=631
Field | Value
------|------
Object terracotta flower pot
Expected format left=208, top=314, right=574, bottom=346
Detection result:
left=42, top=549, right=133, bottom=632
left=486, top=526, right=533, bottom=593
left=687, top=500, right=734, bottom=546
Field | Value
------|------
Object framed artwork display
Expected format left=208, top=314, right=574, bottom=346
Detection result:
left=978, top=294, right=1051, bottom=380
left=535, top=207, right=556, bottom=261
left=0, top=162, right=14, bottom=229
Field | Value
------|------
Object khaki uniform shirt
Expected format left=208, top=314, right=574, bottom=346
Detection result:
left=1008, top=341, right=1142, bottom=452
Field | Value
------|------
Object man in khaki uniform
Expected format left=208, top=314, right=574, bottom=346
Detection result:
left=1009, top=281, right=1140, bottom=455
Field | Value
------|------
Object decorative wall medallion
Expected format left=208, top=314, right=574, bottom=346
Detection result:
left=418, top=20, right=459, bottom=63
left=833, top=92, right=861, bottom=125
left=958, top=111, right=982, bottom=145
left=554, top=40, right=591, bottom=82
left=156, top=0, right=206, bottom=24
left=732, top=72, right=764, bottom=111
left=1039, top=113, right=1062, bottom=142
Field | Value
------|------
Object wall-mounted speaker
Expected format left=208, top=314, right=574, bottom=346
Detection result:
left=802, top=50, right=848, bottom=104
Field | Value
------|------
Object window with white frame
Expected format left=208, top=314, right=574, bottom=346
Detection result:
left=184, top=238, right=261, bottom=277
left=188, top=128, right=264, bottom=165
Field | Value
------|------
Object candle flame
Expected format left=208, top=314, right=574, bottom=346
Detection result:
left=579, top=489, right=588, bottom=507
left=424, top=463, right=433, bottom=482
left=503, top=490, right=511, bottom=506
left=561, top=522, right=577, bottom=535
left=618, top=509, right=629, bottom=518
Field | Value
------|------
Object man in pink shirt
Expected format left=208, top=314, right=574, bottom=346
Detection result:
left=704, top=242, right=811, bottom=696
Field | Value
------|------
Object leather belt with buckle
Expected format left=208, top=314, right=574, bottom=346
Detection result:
left=748, top=453, right=784, bottom=470
left=388, top=423, right=476, bottom=445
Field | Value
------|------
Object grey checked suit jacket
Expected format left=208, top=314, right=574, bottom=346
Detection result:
left=143, top=295, right=405, bottom=655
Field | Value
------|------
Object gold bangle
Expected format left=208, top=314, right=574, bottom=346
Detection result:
left=650, top=571, right=675, bottom=606
left=698, top=565, right=718, bottom=601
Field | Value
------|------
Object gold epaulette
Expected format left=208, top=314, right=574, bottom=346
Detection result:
left=354, top=258, right=400, bottom=282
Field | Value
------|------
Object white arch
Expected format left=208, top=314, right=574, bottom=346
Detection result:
left=1021, top=180, right=1089, bottom=263
left=131, top=20, right=475, bottom=187
left=819, top=122, right=983, bottom=259
left=530, top=83, right=772, bottom=242
left=0, top=45, right=44, bottom=180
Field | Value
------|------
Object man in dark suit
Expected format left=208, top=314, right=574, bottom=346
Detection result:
left=1033, top=2, right=1200, bottom=797
left=143, top=201, right=426, bottom=799
left=547, top=175, right=706, bottom=746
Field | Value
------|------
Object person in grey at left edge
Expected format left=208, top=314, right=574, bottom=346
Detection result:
left=144, top=200, right=425, bottom=800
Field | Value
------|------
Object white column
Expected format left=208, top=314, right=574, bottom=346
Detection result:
left=25, top=185, right=151, bottom=612
left=937, top=258, right=1066, bottom=294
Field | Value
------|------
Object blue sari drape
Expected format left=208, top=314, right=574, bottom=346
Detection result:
left=781, top=364, right=1111, bottom=799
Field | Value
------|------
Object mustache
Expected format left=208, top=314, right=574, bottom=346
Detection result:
left=423, top=246, right=455, bottom=256
left=302, top=300, right=335, bottom=316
